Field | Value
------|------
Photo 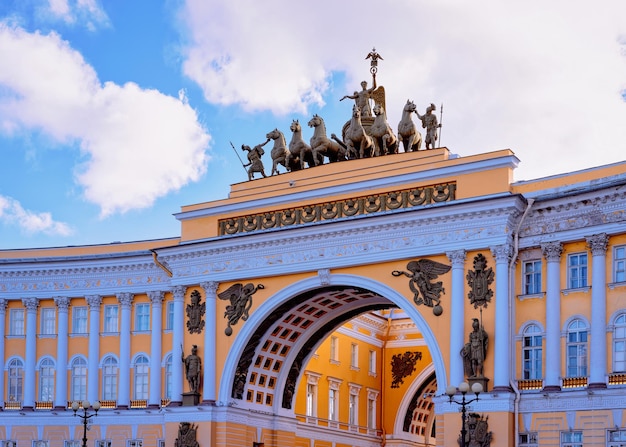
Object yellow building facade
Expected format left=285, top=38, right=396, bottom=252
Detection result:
left=0, top=147, right=625, bottom=447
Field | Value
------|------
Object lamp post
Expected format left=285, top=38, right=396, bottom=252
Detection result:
left=445, top=381, right=483, bottom=447
left=71, top=400, right=101, bottom=447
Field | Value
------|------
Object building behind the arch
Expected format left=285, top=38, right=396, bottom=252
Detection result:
left=0, top=146, right=625, bottom=447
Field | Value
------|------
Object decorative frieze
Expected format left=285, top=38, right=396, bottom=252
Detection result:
left=218, top=182, right=456, bottom=235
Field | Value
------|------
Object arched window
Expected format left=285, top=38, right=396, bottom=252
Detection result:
left=613, top=314, right=626, bottom=373
left=134, top=355, right=149, bottom=400
left=39, top=358, right=55, bottom=402
left=102, top=356, right=118, bottom=401
left=522, top=324, right=542, bottom=380
left=71, top=357, right=87, bottom=402
left=8, top=358, right=24, bottom=402
left=164, top=355, right=173, bottom=400
left=566, top=319, right=588, bottom=377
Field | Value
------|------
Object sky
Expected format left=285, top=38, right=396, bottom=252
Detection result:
left=0, top=0, right=625, bottom=250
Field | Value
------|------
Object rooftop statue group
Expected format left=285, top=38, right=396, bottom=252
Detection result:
left=236, top=49, right=442, bottom=181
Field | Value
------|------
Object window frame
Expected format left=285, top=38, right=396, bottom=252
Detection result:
left=8, top=358, right=24, bottom=402
left=72, top=306, right=88, bottom=334
left=522, top=324, right=543, bottom=380
left=560, top=430, right=583, bottom=447
left=39, top=358, right=55, bottom=402
left=566, top=319, right=588, bottom=377
left=134, top=303, right=150, bottom=332
left=9, top=309, right=25, bottom=336
left=102, top=356, right=119, bottom=401
left=71, top=357, right=87, bottom=402
left=523, top=260, right=542, bottom=295
left=133, top=355, right=150, bottom=400
left=103, top=305, right=119, bottom=333
left=567, top=253, right=588, bottom=289
left=614, top=245, right=626, bottom=283
left=613, top=313, right=626, bottom=373
left=40, top=307, right=56, bottom=336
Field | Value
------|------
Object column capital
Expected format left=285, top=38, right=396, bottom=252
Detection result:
left=586, top=233, right=609, bottom=255
left=86, top=295, right=102, bottom=309
left=490, top=243, right=513, bottom=263
left=446, top=249, right=466, bottom=267
left=117, top=292, right=134, bottom=308
left=172, top=285, right=187, bottom=301
left=201, top=281, right=219, bottom=296
left=541, top=241, right=563, bottom=262
left=53, top=296, right=71, bottom=311
left=148, top=290, right=165, bottom=305
left=22, top=297, right=39, bottom=311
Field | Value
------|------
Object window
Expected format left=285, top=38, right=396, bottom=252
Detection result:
left=40, top=308, right=56, bottom=335
left=368, top=350, right=377, bottom=375
left=330, top=336, right=338, bottom=362
left=33, top=441, right=49, bottom=447
left=367, top=391, right=378, bottom=429
left=8, top=358, right=24, bottom=402
left=127, top=441, right=142, bottom=447
left=350, top=343, right=358, bottom=369
left=306, top=383, right=316, bottom=417
left=608, top=429, right=626, bottom=447
left=9, top=309, right=25, bottom=336
left=523, top=260, right=542, bottom=294
left=39, top=358, right=55, bottom=402
left=64, top=441, right=80, bottom=447
left=519, top=432, right=538, bottom=447
left=567, top=253, right=588, bottom=289
left=165, top=301, right=174, bottom=331
left=566, top=319, right=588, bottom=377
left=134, top=355, right=149, bottom=400
left=329, top=388, right=338, bottom=421
left=102, top=356, right=118, bottom=400
left=615, top=246, right=626, bottom=283
left=349, top=393, right=357, bottom=425
left=614, top=314, right=626, bottom=372
left=561, top=431, right=583, bottom=447
left=522, top=324, right=542, bottom=380
left=71, top=357, right=87, bottom=401
left=164, top=355, right=173, bottom=400
left=72, top=307, right=88, bottom=334
left=135, top=303, right=150, bottom=332
left=103, top=305, right=119, bottom=333
left=95, top=441, right=112, bottom=447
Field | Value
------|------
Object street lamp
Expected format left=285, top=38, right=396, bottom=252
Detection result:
left=445, top=381, right=483, bottom=447
left=71, top=400, right=101, bottom=447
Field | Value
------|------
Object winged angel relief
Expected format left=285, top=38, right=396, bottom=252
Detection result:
left=218, top=282, right=265, bottom=336
left=392, top=259, right=451, bottom=316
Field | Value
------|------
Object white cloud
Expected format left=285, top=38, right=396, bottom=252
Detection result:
left=0, top=195, right=73, bottom=235
left=0, top=23, right=211, bottom=217
left=179, top=0, right=626, bottom=180
left=45, top=0, right=109, bottom=30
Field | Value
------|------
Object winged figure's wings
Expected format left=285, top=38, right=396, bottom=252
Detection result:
left=371, top=86, right=386, bottom=112
left=417, top=259, right=451, bottom=278
left=218, top=283, right=243, bottom=301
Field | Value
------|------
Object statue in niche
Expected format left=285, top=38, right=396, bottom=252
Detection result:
left=459, top=413, right=492, bottom=447
left=461, top=318, right=489, bottom=378
left=175, top=422, right=199, bottom=447
left=466, top=253, right=494, bottom=309
left=186, top=289, right=206, bottom=334
left=182, top=344, right=202, bottom=393
left=390, top=351, right=422, bottom=388
left=218, top=282, right=265, bottom=336
left=392, top=259, right=451, bottom=316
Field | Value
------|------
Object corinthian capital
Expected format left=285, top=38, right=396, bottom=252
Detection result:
left=586, top=233, right=609, bottom=256
left=541, top=241, right=563, bottom=262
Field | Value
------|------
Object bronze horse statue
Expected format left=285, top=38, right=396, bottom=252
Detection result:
left=398, top=100, right=422, bottom=152
left=344, top=105, right=375, bottom=159
left=287, top=119, right=321, bottom=169
left=371, top=104, right=399, bottom=155
left=266, top=128, right=291, bottom=175
left=308, top=114, right=347, bottom=165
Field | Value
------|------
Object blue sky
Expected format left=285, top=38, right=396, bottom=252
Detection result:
left=1, top=0, right=625, bottom=250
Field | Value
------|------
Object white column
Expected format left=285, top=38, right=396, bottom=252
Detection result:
left=587, top=233, right=609, bottom=388
left=541, top=242, right=563, bottom=391
left=171, top=286, right=186, bottom=405
left=86, top=295, right=102, bottom=403
left=491, top=244, right=513, bottom=391
left=201, top=281, right=219, bottom=403
left=148, top=291, right=164, bottom=407
left=53, top=296, right=70, bottom=408
left=0, top=299, right=7, bottom=408
left=22, top=298, right=38, bottom=409
left=117, top=293, right=133, bottom=408
left=446, top=250, right=466, bottom=386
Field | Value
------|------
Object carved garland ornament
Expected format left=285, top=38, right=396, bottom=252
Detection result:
left=219, top=182, right=456, bottom=235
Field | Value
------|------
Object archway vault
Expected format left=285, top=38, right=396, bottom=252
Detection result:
left=219, top=274, right=448, bottom=414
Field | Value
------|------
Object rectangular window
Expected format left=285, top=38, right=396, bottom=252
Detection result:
left=369, top=350, right=377, bottom=375
left=350, top=343, right=358, bottom=368
left=330, top=336, right=338, bottom=362
left=103, top=305, right=118, bottom=333
left=615, top=246, right=626, bottom=283
left=523, top=260, right=542, bottom=294
left=165, top=301, right=174, bottom=330
left=72, top=307, right=88, bottom=334
left=40, top=308, right=56, bottom=335
left=96, top=441, right=112, bottom=447
left=608, top=429, right=626, bottom=447
left=561, top=431, right=583, bottom=447
left=135, top=303, right=150, bottom=332
left=33, top=441, right=49, bottom=447
left=519, top=432, right=538, bottom=447
left=127, top=441, right=142, bottom=447
left=306, top=383, right=316, bottom=417
left=329, top=389, right=338, bottom=421
left=348, top=393, right=357, bottom=425
left=367, top=397, right=376, bottom=429
left=568, top=253, right=588, bottom=289
left=9, top=309, right=25, bottom=336
left=64, top=441, right=80, bottom=447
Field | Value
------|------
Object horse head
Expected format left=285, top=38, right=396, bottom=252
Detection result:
left=290, top=119, right=301, bottom=133
left=266, top=128, right=281, bottom=140
left=403, top=100, right=416, bottom=113
left=308, top=114, right=322, bottom=128
left=352, top=105, right=361, bottom=119
left=373, top=104, right=384, bottom=117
